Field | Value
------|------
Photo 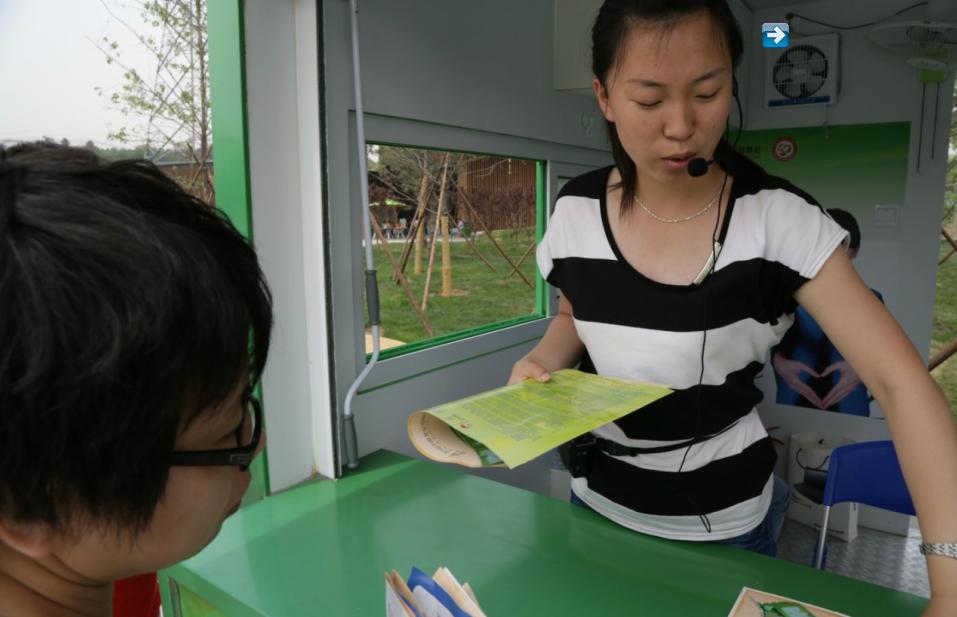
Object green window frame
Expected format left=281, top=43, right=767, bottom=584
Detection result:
left=364, top=143, right=550, bottom=361
left=207, top=0, right=268, bottom=502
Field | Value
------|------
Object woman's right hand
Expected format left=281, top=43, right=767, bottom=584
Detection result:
left=508, top=355, right=552, bottom=385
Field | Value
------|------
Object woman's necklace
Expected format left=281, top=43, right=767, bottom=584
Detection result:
left=635, top=184, right=722, bottom=224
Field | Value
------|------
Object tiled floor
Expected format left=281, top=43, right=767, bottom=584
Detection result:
left=777, top=519, right=930, bottom=598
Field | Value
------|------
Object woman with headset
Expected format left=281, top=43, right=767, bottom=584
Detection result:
left=509, top=1, right=957, bottom=613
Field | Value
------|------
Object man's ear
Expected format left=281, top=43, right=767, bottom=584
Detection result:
left=593, top=78, right=615, bottom=122
left=0, top=518, right=58, bottom=559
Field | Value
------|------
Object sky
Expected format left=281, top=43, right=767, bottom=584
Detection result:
left=0, top=0, right=156, bottom=147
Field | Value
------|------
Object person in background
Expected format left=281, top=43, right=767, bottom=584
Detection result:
left=773, top=208, right=882, bottom=415
left=0, top=142, right=273, bottom=617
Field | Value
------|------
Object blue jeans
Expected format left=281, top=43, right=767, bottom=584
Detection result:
left=570, top=475, right=790, bottom=557
left=719, top=475, right=790, bottom=556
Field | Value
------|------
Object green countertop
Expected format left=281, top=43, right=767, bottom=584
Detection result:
left=162, top=450, right=928, bottom=616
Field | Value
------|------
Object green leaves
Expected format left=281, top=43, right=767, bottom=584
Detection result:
left=93, top=0, right=213, bottom=201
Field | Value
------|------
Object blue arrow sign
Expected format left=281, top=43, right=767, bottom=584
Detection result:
left=762, top=22, right=790, bottom=48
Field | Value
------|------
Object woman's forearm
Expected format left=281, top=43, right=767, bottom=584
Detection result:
left=877, top=373, right=957, bottom=606
left=524, top=312, right=586, bottom=372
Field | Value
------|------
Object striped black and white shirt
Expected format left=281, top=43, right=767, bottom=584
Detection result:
left=537, top=153, right=847, bottom=541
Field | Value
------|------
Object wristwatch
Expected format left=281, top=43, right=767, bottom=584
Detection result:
left=919, top=542, right=957, bottom=558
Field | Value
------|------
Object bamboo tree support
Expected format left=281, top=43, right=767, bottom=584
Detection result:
left=395, top=174, right=436, bottom=279
left=455, top=189, right=534, bottom=289
left=421, top=157, right=450, bottom=310
left=187, top=160, right=208, bottom=199
left=413, top=218, right=425, bottom=274
left=939, top=228, right=957, bottom=266
left=929, top=336, right=957, bottom=372
left=369, top=213, right=435, bottom=337
left=394, top=203, right=425, bottom=281
left=441, top=215, right=452, bottom=297
left=421, top=211, right=442, bottom=310
left=462, top=227, right=497, bottom=273
left=507, top=239, right=537, bottom=278
left=388, top=164, right=432, bottom=279
left=410, top=171, right=433, bottom=276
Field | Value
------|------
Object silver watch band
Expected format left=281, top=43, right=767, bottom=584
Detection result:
left=919, top=542, right=957, bottom=558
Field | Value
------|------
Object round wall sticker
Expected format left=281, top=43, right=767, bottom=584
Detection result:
left=772, top=137, right=797, bottom=161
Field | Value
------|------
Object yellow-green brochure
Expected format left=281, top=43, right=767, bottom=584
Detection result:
left=407, top=369, right=672, bottom=469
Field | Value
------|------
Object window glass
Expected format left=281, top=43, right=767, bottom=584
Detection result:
left=364, top=144, right=545, bottom=357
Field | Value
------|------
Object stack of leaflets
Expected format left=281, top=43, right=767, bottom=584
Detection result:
left=408, top=368, right=672, bottom=469
left=385, top=566, right=486, bottom=617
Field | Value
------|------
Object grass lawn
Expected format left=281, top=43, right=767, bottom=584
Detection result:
left=930, top=238, right=957, bottom=423
left=369, top=229, right=540, bottom=346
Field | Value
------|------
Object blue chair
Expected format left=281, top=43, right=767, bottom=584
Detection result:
left=814, top=440, right=916, bottom=570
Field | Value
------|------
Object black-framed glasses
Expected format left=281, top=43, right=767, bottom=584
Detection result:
left=169, top=391, right=263, bottom=471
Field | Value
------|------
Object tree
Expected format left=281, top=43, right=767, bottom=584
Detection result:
left=370, top=147, right=447, bottom=276
left=95, top=0, right=213, bottom=203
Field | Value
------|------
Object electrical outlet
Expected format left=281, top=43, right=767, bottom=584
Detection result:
left=874, top=204, right=900, bottom=226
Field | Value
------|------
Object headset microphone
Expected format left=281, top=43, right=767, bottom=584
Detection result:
left=687, top=157, right=714, bottom=178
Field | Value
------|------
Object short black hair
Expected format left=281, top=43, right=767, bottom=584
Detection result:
left=0, top=142, right=272, bottom=532
left=826, top=208, right=861, bottom=250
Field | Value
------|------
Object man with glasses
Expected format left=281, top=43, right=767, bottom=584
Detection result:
left=170, top=388, right=265, bottom=471
left=0, top=142, right=273, bottom=617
